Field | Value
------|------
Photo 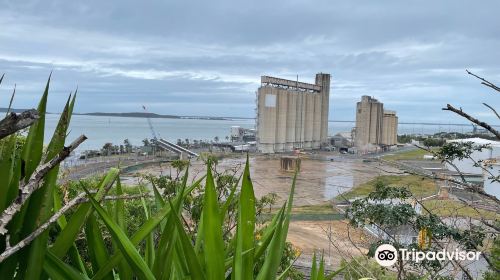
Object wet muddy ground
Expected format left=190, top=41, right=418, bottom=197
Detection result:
left=124, top=153, right=400, bottom=206
left=122, top=153, right=400, bottom=268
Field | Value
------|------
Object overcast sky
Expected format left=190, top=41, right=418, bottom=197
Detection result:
left=0, top=0, right=499, bottom=123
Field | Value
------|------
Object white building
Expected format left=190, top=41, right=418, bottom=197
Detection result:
left=446, top=138, right=500, bottom=198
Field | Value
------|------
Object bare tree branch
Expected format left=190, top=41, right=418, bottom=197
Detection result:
left=442, top=104, right=500, bottom=139
left=483, top=103, right=500, bottom=120
left=0, top=109, right=39, bottom=140
left=0, top=135, right=87, bottom=235
left=0, top=192, right=151, bottom=263
left=466, top=69, right=500, bottom=93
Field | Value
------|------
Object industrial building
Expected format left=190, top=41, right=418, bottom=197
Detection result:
left=230, top=126, right=256, bottom=142
left=382, top=110, right=398, bottom=146
left=256, top=73, right=331, bottom=153
left=354, top=96, right=398, bottom=151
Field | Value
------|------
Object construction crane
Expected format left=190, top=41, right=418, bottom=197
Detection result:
left=142, top=105, right=158, bottom=141
left=141, top=105, right=199, bottom=159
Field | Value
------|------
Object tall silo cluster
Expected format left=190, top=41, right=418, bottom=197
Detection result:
left=354, top=95, right=398, bottom=152
left=256, top=73, right=330, bottom=153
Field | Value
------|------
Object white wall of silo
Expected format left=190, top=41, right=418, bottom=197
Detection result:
left=316, top=74, right=331, bottom=145
left=304, top=93, right=314, bottom=148
left=275, top=89, right=288, bottom=151
left=257, top=87, right=277, bottom=153
left=312, top=93, right=322, bottom=148
left=295, top=93, right=306, bottom=149
left=286, top=91, right=297, bottom=150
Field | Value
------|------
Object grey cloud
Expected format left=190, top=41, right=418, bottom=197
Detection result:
left=0, top=0, right=499, bottom=124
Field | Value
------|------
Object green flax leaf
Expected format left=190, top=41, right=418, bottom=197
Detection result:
left=233, top=155, right=256, bottom=280
left=84, top=188, right=155, bottom=280
left=202, top=163, right=225, bottom=280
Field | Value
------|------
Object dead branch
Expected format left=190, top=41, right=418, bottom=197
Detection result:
left=0, top=109, right=39, bottom=140
left=0, top=192, right=151, bottom=263
left=0, top=135, right=87, bottom=235
left=483, top=103, right=500, bottom=120
left=466, top=69, right=500, bottom=93
left=442, top=104, right=500, bottom=140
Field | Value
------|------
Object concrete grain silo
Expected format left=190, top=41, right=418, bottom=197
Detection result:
left=312, top=93, right=322, bottom=149
left=382, top=110, right=398, bottom=146
left=354, top=96, right=399, bottom=152
left=285, top=92, right=297, bottom=150
left=304, top=93, right=315, bottom=148
left=256, top=73, right=331, bottom=153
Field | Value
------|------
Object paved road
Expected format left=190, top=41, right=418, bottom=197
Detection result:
left=58, top=156, right=163, bottom=183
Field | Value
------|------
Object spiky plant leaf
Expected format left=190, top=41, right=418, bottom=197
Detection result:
left=233, top=155, right=256, bottom=280
left=92, top=176, right=204, bottom=280
left=24, top=93, right=74, bottom=279
left=85, top=214, right=113, bottom=280
left=51, top=168, right=119, bottom=258
left=84, top=188, right=155, bottom=280
left=202, top=163, right=225, bottom=280
left=43, top=249, right=90, bottom=280
left=114, top=178, right=133, bottom=280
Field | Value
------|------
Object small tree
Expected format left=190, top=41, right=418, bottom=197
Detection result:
left=124, top=138, right=132, bottom=153
left=102, top=142, right=113, bottom=156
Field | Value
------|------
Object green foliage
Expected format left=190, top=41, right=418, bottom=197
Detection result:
left=347, top=182, right=489, bottom=276
left=423, top=138, right=445, bottom=147
left=0, top=76, right=81, bottom=279
left=435, top=141, right=490, bottom=162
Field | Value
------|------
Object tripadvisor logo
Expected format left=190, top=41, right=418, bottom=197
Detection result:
left=375, top=244, right=398, bottom=267
left=374, top=244, right=482, bottom=267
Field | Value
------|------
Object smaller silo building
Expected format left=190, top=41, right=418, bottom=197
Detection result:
left=354, top=96, right=398, bottom=151
left=355, top=96, right=384, bottom=149
left=382, top=110, right=398, bottom=146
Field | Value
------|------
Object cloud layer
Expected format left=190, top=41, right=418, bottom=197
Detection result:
left=1, top=0, right=499, bottom=124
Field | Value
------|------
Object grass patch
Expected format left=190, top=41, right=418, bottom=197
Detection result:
left=261, top=204, right=343, bottom=221
left=291, top=204, right=338, bottom=214
left=382, top=148, right=438, bottom=161
left=340, top=175, right=439, bottom=200
left=422, top=200, right=499, bottom=219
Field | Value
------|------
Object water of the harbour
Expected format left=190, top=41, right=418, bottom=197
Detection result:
left=43, top=114, right=477, bottom=151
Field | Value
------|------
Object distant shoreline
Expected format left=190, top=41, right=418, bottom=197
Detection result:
left=75, top=112, right=232, bottom=121
left=1, top=108, right=497, bottom=127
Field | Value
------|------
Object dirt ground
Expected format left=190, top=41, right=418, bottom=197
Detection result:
left=288, top=220, right=373, bottom=269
